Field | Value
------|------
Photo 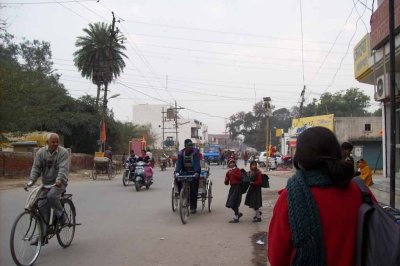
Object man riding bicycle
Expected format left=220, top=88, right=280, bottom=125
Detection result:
left=175, top=139, right=201, bottom=214
left=26, top=133, right=70, bottom=229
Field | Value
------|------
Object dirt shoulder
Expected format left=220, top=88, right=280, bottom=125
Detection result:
left=0, top=169, right=93, bottom=190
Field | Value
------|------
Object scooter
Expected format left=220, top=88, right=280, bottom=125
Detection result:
left=134, top=161, right=153, bottom=191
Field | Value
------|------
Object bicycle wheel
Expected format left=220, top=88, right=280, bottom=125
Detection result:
left=171, top=187, right=178, bottom=212
left=92, top=164, right=97, bottom=180
left=56, top=199, right=76, bottom=248
left=208, top=181, right=212, bottom=212
left=107, top=164, right=113, bottom=180
left=10, top=211, right=43, bottom=266
left=122, top=170, right=130, bottom=186
left=179, top=185, right=189, bottom=224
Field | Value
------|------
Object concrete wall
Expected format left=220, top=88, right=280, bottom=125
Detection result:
left=334, top=117, right=382, bottom=144
left=0, top=152, right=93, bottom=177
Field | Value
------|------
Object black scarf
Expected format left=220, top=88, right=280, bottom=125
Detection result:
left=286, top=168, right=333, bottom=266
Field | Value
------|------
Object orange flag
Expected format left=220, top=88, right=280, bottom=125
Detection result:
left=101, top=120, right=106, bottom=143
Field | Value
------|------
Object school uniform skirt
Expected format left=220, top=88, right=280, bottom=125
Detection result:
left=225, top=184, right=242, bottom=208
left=245, top=186, right=262, bottom=209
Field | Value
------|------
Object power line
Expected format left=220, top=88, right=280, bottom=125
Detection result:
left=307, top=3, right=357, bottom=87
left=53, top=0, right=90, bottom=22
left=324, top=0, right=368, bottom=93
left=129, top=32, right=355, bottom=54
left=2, top=0, right=96, bottom=5
left=120, top=18, right=354, bottom=47
left=299, top=0, right=306, bottom=85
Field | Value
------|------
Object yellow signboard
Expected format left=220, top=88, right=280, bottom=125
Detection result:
left=291, top=114, right=334, bottom=138
left=353, top=33, right=372, bottom=80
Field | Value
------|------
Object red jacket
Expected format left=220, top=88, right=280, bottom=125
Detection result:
left=248, top=169, right=262, bottom=187
left=268, top=182, right=366, bottom=266
left=224, top=167, right=242, bottom=185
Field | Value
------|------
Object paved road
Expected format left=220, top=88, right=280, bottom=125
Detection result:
left=1, top=164, right=284, bottom=266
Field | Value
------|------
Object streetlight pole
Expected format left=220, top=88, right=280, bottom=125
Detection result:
left=263, top=97, right=271, bottom=171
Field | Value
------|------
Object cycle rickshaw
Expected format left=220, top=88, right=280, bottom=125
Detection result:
left=171, top=160, right=212, bottom=224
left=91, top=152, right=116, bottom=180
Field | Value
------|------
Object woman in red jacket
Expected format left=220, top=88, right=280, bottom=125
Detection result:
left=245, top=161, right=263, bottom=222
left=224, top=159, right=243, bottom=223
left=268, top=126, right=366, bottom=266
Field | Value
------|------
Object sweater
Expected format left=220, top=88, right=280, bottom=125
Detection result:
left=224, top=167, right=242, bottom=185
left=268, top=182, right=364, bottom=266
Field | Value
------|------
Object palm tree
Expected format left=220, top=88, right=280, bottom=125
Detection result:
left=73, top=22, right=127, bottom=110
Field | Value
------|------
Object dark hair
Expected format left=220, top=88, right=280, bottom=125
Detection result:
left=293, top=127, right=354, bottom=186
left=250, top=160, right=258, bottom=167
left=341, top=142, right=353, bottom=151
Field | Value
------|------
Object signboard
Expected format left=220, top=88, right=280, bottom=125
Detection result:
left=290, top=114, right=334, bottom=139
left=370, top=0, right=400, bottom=49
left=354, top=33, right=372, bottom=80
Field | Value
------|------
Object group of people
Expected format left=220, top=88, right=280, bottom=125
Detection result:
left=26, top=128, right=378, bottom=265
left=224, top=159, right=263, bottom=223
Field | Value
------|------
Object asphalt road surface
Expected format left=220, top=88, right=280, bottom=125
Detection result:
left=0, top=164, right=271, bottom=266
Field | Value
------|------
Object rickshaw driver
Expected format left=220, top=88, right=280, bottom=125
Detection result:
left=175, top=139, right=201, bottom=214
left=25, top=133, right=70, bottom=227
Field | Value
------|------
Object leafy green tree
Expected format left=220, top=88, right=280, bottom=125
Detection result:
left=302, top=88, right=371, bottom=117
left=73, top=22, right=127, bottom=109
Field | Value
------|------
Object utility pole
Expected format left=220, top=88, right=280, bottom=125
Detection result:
left=99, top=12, right=118, bottom=152
left=263, top=97, right=272, bottom=171
left=298, top=86, right=306, bottom=118
left=161, top=107, right=165, bottom=150
left=388, top=0, right=396, bottom=208
left=174, top=101, right=179, bottom=153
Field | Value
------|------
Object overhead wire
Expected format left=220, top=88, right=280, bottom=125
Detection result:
left=2, top=0, right=96, bottom=5
left=324, top=0, right=368, bottom=93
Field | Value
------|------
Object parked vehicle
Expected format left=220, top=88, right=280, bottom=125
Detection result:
left=257, top=152, right=280, bottom=170
left=134, top=161, right=153, bottom=191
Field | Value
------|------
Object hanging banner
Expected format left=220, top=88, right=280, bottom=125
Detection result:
left=101, top=120, right=106, bottom=143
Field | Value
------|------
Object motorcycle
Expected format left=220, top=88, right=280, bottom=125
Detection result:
left=122, top=161, right=136, bottom=186
left=160, top=158, right=168, bottom=171
left=134, top=161, right=153, bottom=191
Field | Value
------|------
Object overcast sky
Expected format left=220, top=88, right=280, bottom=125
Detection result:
left=2, top=0, right=379, bottom=134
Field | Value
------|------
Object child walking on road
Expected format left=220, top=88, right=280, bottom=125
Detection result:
left=245, top=161, right=263, bottom=222
left=224, top=159, right=243, bottom=223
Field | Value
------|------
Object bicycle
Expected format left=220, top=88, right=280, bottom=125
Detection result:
left=175, top=174, right=195, bottom=224
left=10, top=184, right=78, bottom=266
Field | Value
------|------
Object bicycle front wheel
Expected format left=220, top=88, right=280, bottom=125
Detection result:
left=10, top=211, right=43, bottom=266
left=179, top=186, right=189, bottom=224
left=56, top=199, right=76, bottom=248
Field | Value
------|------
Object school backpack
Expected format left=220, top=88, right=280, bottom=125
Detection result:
left=261, top=174, right=270, bottom=188
left=240, top=169, right=250, bottom=194
left=352, top=177, right=400, bottom=266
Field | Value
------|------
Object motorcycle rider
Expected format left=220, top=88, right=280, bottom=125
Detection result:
left=138, top=149, right=153, bottom=182
left=26, top=133, right=70, bottom=241
left=125, top=150, right=138, bottom=180
left=175, top=139, right=201, bottom=214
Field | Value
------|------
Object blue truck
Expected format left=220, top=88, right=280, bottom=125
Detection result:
left=203, top=144, right=222, bottom=165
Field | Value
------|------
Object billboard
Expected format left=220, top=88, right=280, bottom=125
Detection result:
left=353, top=33, right=372, bottom=80
left=290, top=114, right=334, bottom=139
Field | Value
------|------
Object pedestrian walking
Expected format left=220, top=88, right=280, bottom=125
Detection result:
left=224, top=159, right=243, bottom=223
left=268, top=126, right=369, bottom=266
left=245, top=161, right=263, bottom=222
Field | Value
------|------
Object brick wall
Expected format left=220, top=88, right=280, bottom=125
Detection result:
left=0, top=152, right=93, bottom=177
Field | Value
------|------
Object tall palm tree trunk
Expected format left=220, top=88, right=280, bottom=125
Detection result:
left=96, top=83, right=101, bottom=109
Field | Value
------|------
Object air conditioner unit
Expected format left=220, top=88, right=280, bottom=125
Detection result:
left=375, top=74, right=387, bottom=101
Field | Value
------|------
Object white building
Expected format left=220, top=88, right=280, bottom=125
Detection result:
left=132, top=104, right=208, bottom=151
